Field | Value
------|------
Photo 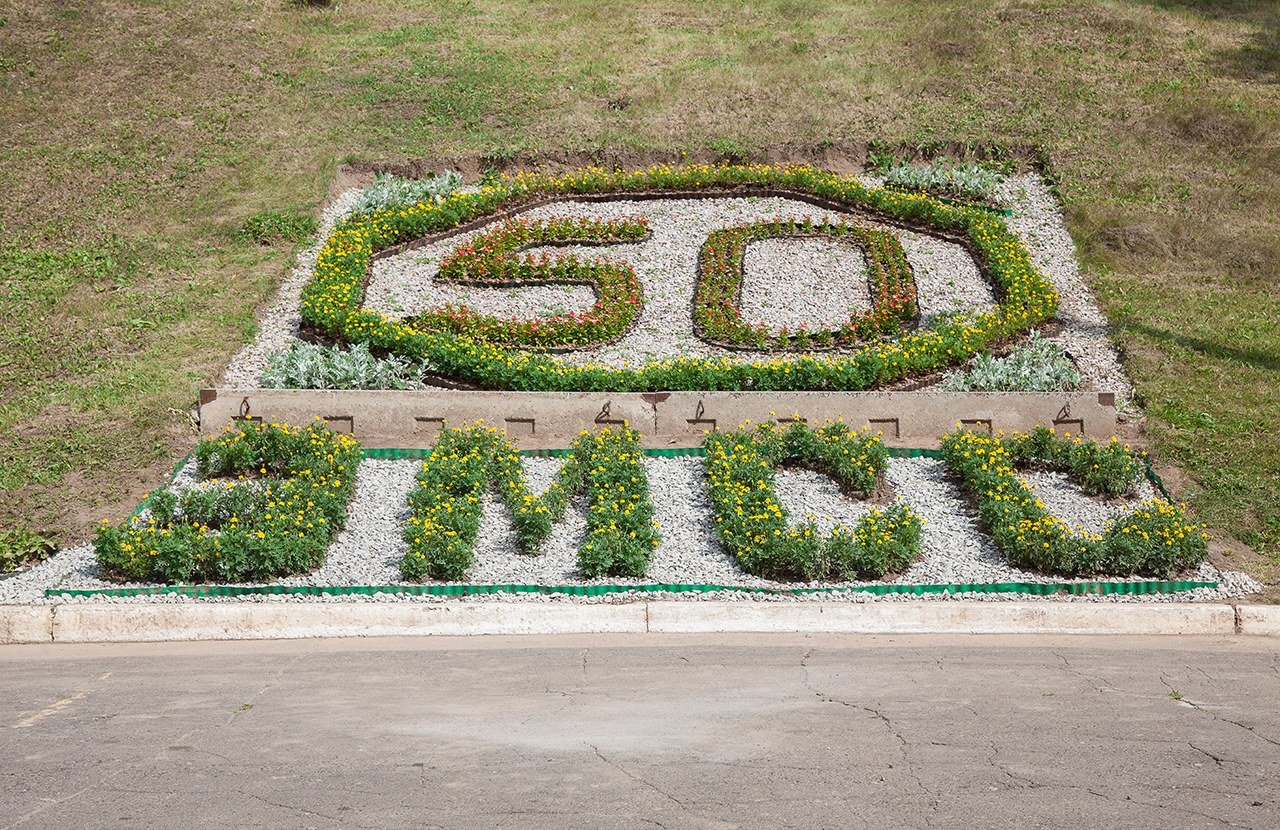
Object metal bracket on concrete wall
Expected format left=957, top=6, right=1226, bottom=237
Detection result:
left=198, top=389, right=1120, bottom=449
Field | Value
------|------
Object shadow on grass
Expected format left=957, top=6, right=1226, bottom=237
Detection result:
left=1124, top=321, right=1280, bottom=372
left=1130, top=0, right=1280, bottom=83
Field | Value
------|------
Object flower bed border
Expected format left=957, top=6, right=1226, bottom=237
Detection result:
left=303, top=164, right=1058, bottom=392
left=693, top=220, right=917, bottom=351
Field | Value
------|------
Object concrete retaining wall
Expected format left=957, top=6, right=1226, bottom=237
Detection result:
left=4, top=601, right=1270, bottom=644
left=199, top=389, right=1118, bottom=449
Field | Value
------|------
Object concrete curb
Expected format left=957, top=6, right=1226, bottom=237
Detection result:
left=1237, top=604, right=1280, bottom=637
left=2, top=601, right=1269, bottom=644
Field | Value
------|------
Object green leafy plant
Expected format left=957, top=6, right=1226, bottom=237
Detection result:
left=261, top=342, right=433, bottom=390
left=703, top=421, right=923, bottom=581
left=349, top=170, right=464, bottom=218
left=416, top=215, right=649, bottom=349
left=0, top=527, right=55, bottom=572
left=94, top=420, right=362, bottom=583
left=939, top=428, right=1205, bottom=576
left=301, top=163, right=1059, bottom=393
left=939, top=331, right=1082, bottom=392
left=237, top=209, right=318, bottom=245
left=402, top=424, right=659, bottom=580
left=695, top=219, right=916, bottom=350
left=884, top=161, right=1008, bottom=207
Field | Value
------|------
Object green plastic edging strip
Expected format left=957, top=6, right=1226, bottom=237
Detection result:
left=48, top=579, right=1217, bottom=599
left=364, top=446, right=944, bottom=460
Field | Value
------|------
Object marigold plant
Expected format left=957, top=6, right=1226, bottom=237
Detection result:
left=402, top=423, right=659, bottom=580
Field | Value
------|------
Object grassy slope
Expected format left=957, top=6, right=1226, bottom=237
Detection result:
left=0, top=0, right=1276, bottom=572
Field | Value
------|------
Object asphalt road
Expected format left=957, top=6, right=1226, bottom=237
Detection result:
left=2, top=633, right=1277, bottom=829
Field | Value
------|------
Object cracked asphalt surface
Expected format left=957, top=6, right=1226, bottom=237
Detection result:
left=2, top=633, right=1278, bottom=829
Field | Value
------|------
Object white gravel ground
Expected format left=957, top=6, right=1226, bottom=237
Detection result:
left=739, top=238, right=873, bottom=334
left=12, top=455, right=1258, bottom=605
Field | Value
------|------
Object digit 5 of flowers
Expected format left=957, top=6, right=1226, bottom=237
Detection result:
left=414, top=216, right=648, bottom=349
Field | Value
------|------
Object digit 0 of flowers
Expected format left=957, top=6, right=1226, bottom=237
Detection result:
left=300, top=163, right=1059, bottom=392
left=401, top=423, right=659, bottom=581
left=939, top=426, right=1207, bottom=577
left=414, top=216, right=649, bottom=350
left=93, top=421, right=362, bottom=583
left=694, top=219, right=917, bottom=350
left=703, top=420, right=924, bottom=581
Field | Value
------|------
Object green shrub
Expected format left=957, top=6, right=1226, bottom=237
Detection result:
left=939, top=428, right=1205, bottom=576
left=402, top=424, right=659, bottom=580
left=939, top=331, right=1082, bottom=392
left=703, top=421, right=923, bottom=581
left=0, top=527, right=55, bottom=572
left=94, top=420, right=362, bottom=583
left=237, top=209, right=318, bottom=245
left=261, top=342, right=433, bottom=390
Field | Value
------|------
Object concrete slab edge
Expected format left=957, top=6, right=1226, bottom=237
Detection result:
left=1236, top=604, right=1280, bottom=637
left=3, top=601, right=1274, bottom=644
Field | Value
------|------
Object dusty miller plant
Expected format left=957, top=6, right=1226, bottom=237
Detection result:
left=261, top=342, right=433, bottom=390
left=348, top=170, right=464, bottom=218
left=884, top=161, right=1008, bottom=207
left=940, top=331, right=1081, bottom=392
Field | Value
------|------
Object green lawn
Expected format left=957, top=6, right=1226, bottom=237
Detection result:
left=0, top=0, right=1276, bottom=579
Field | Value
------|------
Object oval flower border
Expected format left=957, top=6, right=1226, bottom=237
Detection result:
left=301, top=163, right=1059, bottom=392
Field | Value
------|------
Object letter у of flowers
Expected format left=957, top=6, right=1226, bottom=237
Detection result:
left=301, top=163, right=1058, bottom=392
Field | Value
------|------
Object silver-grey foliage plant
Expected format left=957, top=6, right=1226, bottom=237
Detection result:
left=262, top=342, right=432, bottom=390
left=940, top=331, right=1081, bottom=392
left=348, top=170, right=464, bottom=218
left=884, top=161, right=1008, bottom=207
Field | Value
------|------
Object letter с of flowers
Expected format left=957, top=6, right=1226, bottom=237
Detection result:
left=703, top=420, right=923, bottom=581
